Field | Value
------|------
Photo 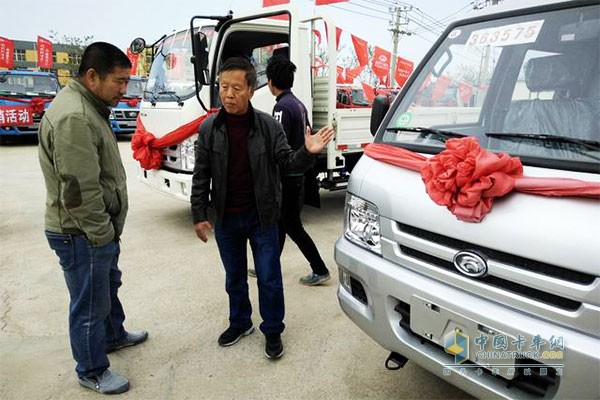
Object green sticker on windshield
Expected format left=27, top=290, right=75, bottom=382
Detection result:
left=396, top=112, right=412, bottom=127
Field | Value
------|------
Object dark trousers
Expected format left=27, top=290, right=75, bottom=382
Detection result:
left=45, top=231, right=126, bottom=378
left=279, top=175, right=329, bottom=276
left=215, top=208, right=285, bottom=335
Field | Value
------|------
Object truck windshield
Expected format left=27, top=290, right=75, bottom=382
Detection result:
left=0, top=73, right=60, bottom=97
left=125, top=79, right=146, bottom=98
left=380, top=3, right=599, bottom=170
left=145, top=26, right=214, bottom=102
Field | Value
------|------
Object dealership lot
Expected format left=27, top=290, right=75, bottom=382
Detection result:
left=0, top=138, right=471, bottom=399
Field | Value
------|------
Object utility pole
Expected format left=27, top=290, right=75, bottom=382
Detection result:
left=389, top=4, right=412, bottom=87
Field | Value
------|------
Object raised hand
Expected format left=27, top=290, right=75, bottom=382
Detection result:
left=305, top=125, right=335, bottom=154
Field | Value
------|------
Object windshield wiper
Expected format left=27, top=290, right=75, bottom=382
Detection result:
left=486, top=132, right=600, bottom=151
left=156, top=91, right=183, bottom=105
left=386, top=126, right=468, bottom=142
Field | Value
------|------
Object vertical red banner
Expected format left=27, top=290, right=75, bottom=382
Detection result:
left=458, top=80, right=474, bottom=105
left=431, top=75, right=452, bottom=102
left=37, top=36, right=53, bottom=69
left=371, top=46, right=391, bottom=83
left=126, top=48, right=139, bottom=75
left=0, top=37, right=15, bottom=69
left=351, top=35, right=368, bottom=67
left=394, top=57, right=414, bottom=87
left=324, top=22, right=342, bottom=51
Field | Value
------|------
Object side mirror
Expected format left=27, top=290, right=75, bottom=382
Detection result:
left=370, top=95, right=391, bottom=136
left=129, top=37, right=146, bottom=54
left=191, top=31, right=209, bottom=86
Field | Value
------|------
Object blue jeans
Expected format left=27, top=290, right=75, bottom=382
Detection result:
left=45, top=231, right=126, bottom=378
left=215, top=209, right=285, bottom=335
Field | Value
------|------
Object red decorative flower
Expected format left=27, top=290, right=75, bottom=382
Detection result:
left=421, top=137, right=523, bottom=222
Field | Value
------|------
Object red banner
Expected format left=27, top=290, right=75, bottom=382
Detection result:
left=346, top=65, right=364, bottom=80
left=37, top=36, right=53, bottom=69
left=371, top=46, right=391, bottom=83
left=351, top=35, right=368, bottom=67
left=0, top=37, right=14, bottom=69
left=394, top=57, right=414, bottom=87
left=458, top=80, right=474, bottom=105
left=361, top=82, right=375, bottom=103
left=0, top=106, right=33, bottom=127
left=126, top=48, right=139, bottom=75
left=431, top=75, right=452, bottom=102
left=324, top=22, right=342, bottom=51
left=316, top=0, right=349, bottom=5
left=263, top=0, right=290, bottom=20
left=336, top=66, right=352, bottom=84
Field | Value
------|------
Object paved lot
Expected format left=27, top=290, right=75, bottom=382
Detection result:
left=0, top=137, right=472, bottom=399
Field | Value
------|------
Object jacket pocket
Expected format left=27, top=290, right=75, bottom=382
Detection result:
left=102, top=187, right=121, bottom=216
left=45, top=231, right=75, bottom=271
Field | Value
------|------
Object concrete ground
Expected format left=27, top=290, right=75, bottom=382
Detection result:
left=0, top=137, right=472, bottom=399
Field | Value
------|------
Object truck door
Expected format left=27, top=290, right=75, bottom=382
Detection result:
left=208, top=6, right=300, bottom=114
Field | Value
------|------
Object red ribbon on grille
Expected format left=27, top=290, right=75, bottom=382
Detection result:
left=0, top=96, right=51, bottom=114
left=131, top=109, right=218, bottom=170
left=364, top=137, right=600, bottom=222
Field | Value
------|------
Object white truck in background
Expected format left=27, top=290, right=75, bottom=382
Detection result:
left=131, top=5, right=373, bottom=201
left=336, top=0, right=599, bottom=399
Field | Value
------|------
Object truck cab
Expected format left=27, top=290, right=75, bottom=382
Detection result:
left=0, top=70, right=60, bottom=138
left=110, top=76, right=147, bottom=135
left=336, top=0, right=599, bottom=398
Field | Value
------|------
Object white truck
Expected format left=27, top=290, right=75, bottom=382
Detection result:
left=336, top=0, right=599, bottom=399
left=131, top=5, right=372, bottom=201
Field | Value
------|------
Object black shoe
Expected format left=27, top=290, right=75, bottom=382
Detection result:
left=218, top=325, right=254, bottom=347
left=264, top=333, right=284, bottom=360
left=106, top=331, right=149, bottom=354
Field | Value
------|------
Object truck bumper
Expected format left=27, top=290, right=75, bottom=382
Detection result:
left=335, top=236, right=599, bottom=400
left=136, top=166, right=192, bottom=202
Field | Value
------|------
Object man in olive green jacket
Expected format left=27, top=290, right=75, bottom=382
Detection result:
left=38, top=42, right=147, bottom=395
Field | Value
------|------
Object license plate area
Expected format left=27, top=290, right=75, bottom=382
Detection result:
left=409, top=295, right=517, bottom=380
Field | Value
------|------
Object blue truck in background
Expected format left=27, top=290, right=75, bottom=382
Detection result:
left=110, top=76, right=146, bottom=135
left=0, top=70, right=60, bottom=141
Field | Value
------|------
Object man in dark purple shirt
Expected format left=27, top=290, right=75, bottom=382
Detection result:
left=266, top=55, right=331, bottom=286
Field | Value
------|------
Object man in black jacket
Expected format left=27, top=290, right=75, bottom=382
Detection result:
left=266, top=55, right=331, bottom=286
left=191, top=57, right=333, bottom=360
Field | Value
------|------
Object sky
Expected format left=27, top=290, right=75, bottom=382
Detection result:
left=2, top=0, right=477, bottom=65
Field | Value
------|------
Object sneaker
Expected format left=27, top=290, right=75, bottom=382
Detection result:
left=218, top=325, right=254, bottom=347
left=78, top=369, right=130, bottom=394
left=264, top=333, right=284, bottom=360
left=106, top=331, right=149, bottom=354
left=299, top=273, right=331, bottom=286
left=248, top=268, right=257, bottom=278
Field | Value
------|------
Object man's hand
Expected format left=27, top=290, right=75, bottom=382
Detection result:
left=194, top=221, right=213, bottom=242
left=304, top=126, right=335, bottom=154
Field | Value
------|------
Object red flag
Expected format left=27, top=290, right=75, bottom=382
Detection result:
left=431, top=75, right=452, bottom=102
left=313, top=29, right=322, bottom=46
left=361, top=82, right=375, bottom=103
left=336, top=66, right=353, bottom=84
left=371, top=46, right=391, bottom=83
left=0, top=37, right=14, bottom=69
left=351, top=35, right=368, bottom=67
left=394, top=57, right=414, bottom=87
left=316, top=0, right=349, bottom=5
left=263, top=0, right=290, bottom=20
left=37, top=36, right=53, bottom=69
left=346, top=65, right=364, bottom=80
left=458, top=80, right=474, bottom=105
left=324, top=22, right=342, bottom=51
left=126, top=48, right=139, bottom=75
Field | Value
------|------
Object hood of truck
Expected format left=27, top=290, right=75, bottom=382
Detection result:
left=349, top=154, right=600, bottom=275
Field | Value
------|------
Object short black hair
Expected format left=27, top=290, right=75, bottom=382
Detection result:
left=77, top=42, right=131, bottom=78
left=219, top=57, right=257, bottom=89
left=266, top=56, right=296, bottom=90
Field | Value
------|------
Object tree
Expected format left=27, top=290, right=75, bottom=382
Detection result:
left=48, top=31, right=94, bottom=78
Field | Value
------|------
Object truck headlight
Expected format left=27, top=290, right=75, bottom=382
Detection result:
left=344, top=193, right=381, bottom=255
left=180, top=136, right=196, bottom=171
left=109, top=110, right=115, bottom=120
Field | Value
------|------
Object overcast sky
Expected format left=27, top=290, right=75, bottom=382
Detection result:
left=2, top=0, right=476, bottom=64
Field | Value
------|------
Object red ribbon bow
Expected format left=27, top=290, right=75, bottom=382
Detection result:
left=364, top=137, right=600, bottom=222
